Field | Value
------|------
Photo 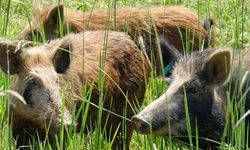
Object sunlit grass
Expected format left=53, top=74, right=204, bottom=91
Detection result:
left=0, top=0, right=249, bottom=149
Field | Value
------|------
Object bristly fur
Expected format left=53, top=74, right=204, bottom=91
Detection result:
left=20, top=4, right=215, bottom=74
left=1, top=31, right=150, bottom=150
left=132, top=45, right=250, bottom=149
left=173, top=48, right=232, bottom=80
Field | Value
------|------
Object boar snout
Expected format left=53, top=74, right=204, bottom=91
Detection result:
left=132, top=93, right=183, bottom=136
left=131, top=115, right=151, bottom=134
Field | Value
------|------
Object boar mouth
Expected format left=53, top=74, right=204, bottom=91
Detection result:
left=131, top=115, right=170, bottom=135
left=131, top=114, right=181, bottom=136
left=131, top=115, right=151, bottom=134
left=37, top=104, right=73, bottom=135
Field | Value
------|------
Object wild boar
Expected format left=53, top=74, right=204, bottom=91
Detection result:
left=0, top=31, right=150, bottom=149
left=19, top=4, right=214, bottom=75
left=131, top=39, right=250, bottom=149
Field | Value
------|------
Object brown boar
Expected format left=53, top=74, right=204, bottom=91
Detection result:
left=0, top=31, right=150, bottom=149
left=131, top=39, right=250, bottom=149
left=19, top=4, right=214, bottom=74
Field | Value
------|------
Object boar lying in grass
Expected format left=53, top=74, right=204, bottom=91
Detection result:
left=19, top=4, right=214, bottom=74
left=0, top=31, right=150, bottom=149
left=132, top=39, right=250, bottom=149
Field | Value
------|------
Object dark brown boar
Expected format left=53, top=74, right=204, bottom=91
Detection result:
left=131, top=39, right=250, bottom=149
left=0, top=31, right=150, bottom=149
left=19, top=4, right=214, bottom=74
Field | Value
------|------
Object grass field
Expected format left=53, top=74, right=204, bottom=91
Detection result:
left=0, top=0, right=250, bottom=149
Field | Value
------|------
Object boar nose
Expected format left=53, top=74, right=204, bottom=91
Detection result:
left=131, top=115, right=151, bottom=134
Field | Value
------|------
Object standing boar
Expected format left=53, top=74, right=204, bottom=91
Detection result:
left=19, top=4, right=214, bottom=74
left=0, top=31, right=150, bottom=149
left=131, top=39, right=250, bottom=149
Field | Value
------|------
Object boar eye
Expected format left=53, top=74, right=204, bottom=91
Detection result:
left=188, top=86, right=199, bottom=93
left=32, top=29, right=39, bottom=35
left=56, top=78, right=60, bottom=83
left=23, top=80, right=37, bottom=104
left=28, top=29, right=40, bottom=40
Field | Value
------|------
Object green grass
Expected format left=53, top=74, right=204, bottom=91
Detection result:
left=0, top=0, right=250, bottom=149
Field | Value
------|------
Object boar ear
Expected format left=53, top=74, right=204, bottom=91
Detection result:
left=160, top=37, right=182, bottom=76
left=202, top=49, right=231, bottom=86
left=47, top=5, right=64, bottom=26
left=52, top=38, right=71, bottom=74
left=0, top=40, right=22, bottom=74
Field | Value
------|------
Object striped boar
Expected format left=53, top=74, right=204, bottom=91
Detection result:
left=0, top=31, right=150, bottom=149
left=131, top=39, right=250, bottom=149
left=19, top=4, right=214, bottom=74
